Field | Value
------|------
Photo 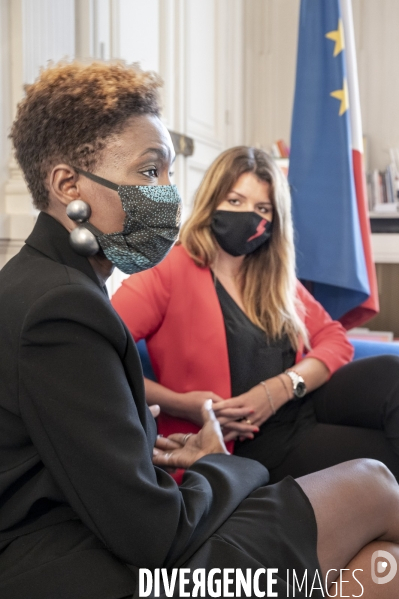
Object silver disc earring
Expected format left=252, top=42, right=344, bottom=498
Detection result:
left=66, top=200, right=100, bottom=256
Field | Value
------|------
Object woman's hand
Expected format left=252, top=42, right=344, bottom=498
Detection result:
left=213, top=387, right=269, bottom=440
left=213, top=376, right=291, bottom=440
left=145, top=379, right=263, bottom=428
left=175, top=391, right=225, bottom=426
left=219, top=413, right=260, bottom=443
left=145, top=377, right=226, bottom=426
left=169, top=390, right=250, bottom=427
left=152, top=400, right=229, bottom=469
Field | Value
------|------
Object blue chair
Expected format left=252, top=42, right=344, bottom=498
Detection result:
left=136, top=338, right=156, bottom=381
left=350, top=339, right=399, bottom=361
left=136, top=337, right=399, bottom=383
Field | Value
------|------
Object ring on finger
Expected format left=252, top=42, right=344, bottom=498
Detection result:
left=245, top=418, right=252, bottom=425
left=182, top=432, right=193, bottom=445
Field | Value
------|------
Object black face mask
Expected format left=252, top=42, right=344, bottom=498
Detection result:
left=210, top=210, right=272, bottom=257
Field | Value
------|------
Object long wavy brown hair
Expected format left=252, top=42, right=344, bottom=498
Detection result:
left=179, top=146, right=308, bottom=349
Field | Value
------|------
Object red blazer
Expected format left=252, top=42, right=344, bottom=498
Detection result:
left=112, top=244, right=354, bottom=448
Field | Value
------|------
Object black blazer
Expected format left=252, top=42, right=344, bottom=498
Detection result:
left=0, top=213, right=269, bottom=598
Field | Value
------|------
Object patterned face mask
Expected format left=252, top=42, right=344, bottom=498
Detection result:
left=75, top=168, right=181, bottom=274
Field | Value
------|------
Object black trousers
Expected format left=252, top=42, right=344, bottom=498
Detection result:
left=250, top=355, right=399, bottom=484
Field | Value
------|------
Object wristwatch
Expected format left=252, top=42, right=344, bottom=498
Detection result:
left=284, top=370, right=307, bottom=399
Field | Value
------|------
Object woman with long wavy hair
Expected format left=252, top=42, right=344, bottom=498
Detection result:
left=113, top=145, right=399, bottom=485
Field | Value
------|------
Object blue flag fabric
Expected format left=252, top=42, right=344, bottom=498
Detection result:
left=289, top=0, right=370, bottom=320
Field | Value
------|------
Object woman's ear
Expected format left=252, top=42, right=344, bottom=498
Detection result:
left=48, top=164, right=80, bottom=208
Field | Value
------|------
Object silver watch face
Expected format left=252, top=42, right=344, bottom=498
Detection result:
left=294, top=381, right=307, bottom=398
left=285, top=370, right=307, bottom=399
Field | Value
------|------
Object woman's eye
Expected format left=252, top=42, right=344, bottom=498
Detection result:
left=228, top=198, right=240, bottom=206
left=259, top=206, right=273, bottom=214
left=142, top=168, right=158, bottom=178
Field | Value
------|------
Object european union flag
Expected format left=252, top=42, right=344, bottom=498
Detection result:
left=289, top=0, right=378, bottom=326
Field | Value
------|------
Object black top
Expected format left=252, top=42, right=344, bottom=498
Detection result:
left=0, top=213, right=270, bottom=598
left=215, top=278, right=317, bottom=469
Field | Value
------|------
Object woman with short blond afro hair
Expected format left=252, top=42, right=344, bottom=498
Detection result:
left=11, top=60, right=162, bottom=210
left=3, top=60, right=399, bottom=599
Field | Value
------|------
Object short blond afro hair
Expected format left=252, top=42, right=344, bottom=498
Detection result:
left=10, top=61, right=162, bottom=210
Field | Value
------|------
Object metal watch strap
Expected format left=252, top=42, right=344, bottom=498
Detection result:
left=284, top=370, right=307, bottom=399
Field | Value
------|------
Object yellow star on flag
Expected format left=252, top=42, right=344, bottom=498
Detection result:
left=325, top=19, right=345, bottom=56
left=330, top=79, right=349, bottom=116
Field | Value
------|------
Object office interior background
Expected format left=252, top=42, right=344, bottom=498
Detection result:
left=1, top=0, right=399, bottom=332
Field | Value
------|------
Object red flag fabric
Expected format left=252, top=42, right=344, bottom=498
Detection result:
left=339, top=0, right=379, bottom=328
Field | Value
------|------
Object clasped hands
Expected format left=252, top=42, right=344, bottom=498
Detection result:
left=151, top=376, right=291, bottom=468
left=176, top=375, right=290, bottom=443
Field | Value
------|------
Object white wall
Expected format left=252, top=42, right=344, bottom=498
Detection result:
left=244, top=0, right=300, bottom=151
left=353, top=0, right=399, bottom=170
left=22, top=0, right=75, bottom=84
left=117, top=0, right=160, bottom=71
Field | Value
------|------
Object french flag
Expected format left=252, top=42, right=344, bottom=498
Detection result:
left=289, top=0, right=379, bottom=328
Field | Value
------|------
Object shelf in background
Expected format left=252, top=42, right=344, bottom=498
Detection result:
left=369, top=211, right=399, bottom=218
left=370, top=215, right=399, bottom=234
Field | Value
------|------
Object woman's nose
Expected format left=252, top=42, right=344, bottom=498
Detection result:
left=159, top=171, right=174, bottom=186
